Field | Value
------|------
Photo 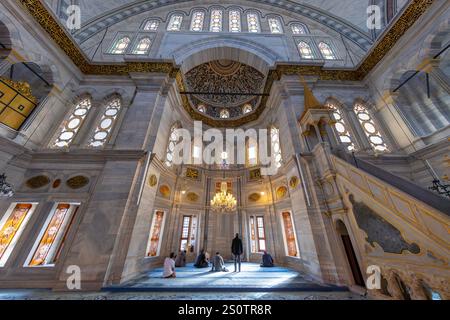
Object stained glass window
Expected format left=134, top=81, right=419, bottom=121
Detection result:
left=167, top=14, right=183, bottom=31
left=110, top=36, right=130, bottom=54
left=318, top=42, right=336, bottom=60
left=242, top=104, right=252, bottom=114
left=190, top=11, right=205, bottom=31
left=210, top=10, right=223, bottom=32
left=132, top=37, right=151, bottom=55
left=282, top=212, right=297, bottom=257
left=165, top=123, right=180, bottom=167
left=0, top=203, right=35, bottom=267
left=249, top=216, right=266, bottom=252
left=147, top=211, right=165, bottom=257
left=271, top=127, right=282, bottom=168
left=143, top=20, right=160, bottom=31
left=256, top=216, right=266, bottom=251
left=28, top=203, right=78, bottom=266
left=220, top=109, right=230, bottom=119
left=298, top=41, right=314, bottom=59
left=88, top=98, right=121, bottom=147
left=247, top=13, right=260, bottom=33
left=354, top=103, right=389, bottom=152
left=250, top=217, right=256, bottom=253
left=54, top=97, right=92, bottom=148
left=229, top=10, right=241, bottom=32
left=326, top=102, right=355, bottom=151
left=179, top=215, right=197, bottom=252
left=268, top=17, right=283, bottom=33
left=291, top=23, right=307, bottom=34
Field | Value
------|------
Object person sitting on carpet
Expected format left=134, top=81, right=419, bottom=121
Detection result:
left=211, top=252, right=228, bottom=272
left=163, top=252, right=176, bottom=278
left=260, top=250, right=274, bottom=267
left=194, top=249, right=209, bottom=268
left=175, top=250, right=187, bottom=267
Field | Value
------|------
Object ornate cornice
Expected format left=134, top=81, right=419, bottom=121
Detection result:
left=17, top=0, right=435, bottom=127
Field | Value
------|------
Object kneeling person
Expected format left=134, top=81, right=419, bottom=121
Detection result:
left=261, top=250, right=274, bottom=267
left=211, top=252, right=228, bottom=272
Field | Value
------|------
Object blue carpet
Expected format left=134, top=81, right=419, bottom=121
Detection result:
left=103, top=263, right=348, bottom=293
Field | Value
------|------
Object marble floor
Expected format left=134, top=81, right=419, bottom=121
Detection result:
left=0, top=263, right=367, bottom=300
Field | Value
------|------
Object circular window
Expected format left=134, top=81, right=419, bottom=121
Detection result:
left=67, top=118, right=81, bottom=129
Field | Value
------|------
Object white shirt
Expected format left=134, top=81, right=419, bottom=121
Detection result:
left=163, top=257, right=175, bottom=278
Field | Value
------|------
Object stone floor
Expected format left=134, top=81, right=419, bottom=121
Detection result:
left=0, top=263, right=368, bottom=300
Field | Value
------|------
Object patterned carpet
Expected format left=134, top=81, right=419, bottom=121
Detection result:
left=106, top=263, right=348, bottom=292
left=0, top=263, right=368, bottom=300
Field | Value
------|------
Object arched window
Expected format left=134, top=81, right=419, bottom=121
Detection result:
left=354, top=103, right=389, bottom=152
left=268, top=17, right=283, bottom=33
left=220, top=109, right=229, bottom=119
left=190, top=11, right=205, bottom=31
left=326, top=102, right=355, bottom=151
left=291, top=23, right=307, bottom=34
left=167, top=14, right=183, bottom=31
left=271, top=127, right=282, bottom=168
left=165, top=123, right=181, bottom=167
left=298, top=41, right=314, bottom=59
left=242, top=104, right=252, bottom=114
left=54, top=97, right=92, bottom=148
left=247, top=12, right=260, bottom=33
left=318, top=42, right=336, bottom=60
left=210, top=9, right=223, bottom=32
left=143, top=20, right=160, bottom=31
left=88, top=97, right=122, bottom=147
left=229, top=10, right=241, bottom=32
left=132, top=38, right=151, bottom=55
left=110, top=36, right=130, bottom=54
left=197, top=104, right=206, bottom=113
left=247, top=137, right=258, bottom=166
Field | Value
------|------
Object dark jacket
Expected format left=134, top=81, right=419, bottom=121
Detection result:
left=231, top=237, right=243, bottom=255
left=262, top=253, right=274, bottom=267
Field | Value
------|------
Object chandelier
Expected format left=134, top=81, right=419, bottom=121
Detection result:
left=0, top=173, right=14, bottom=198
left=210, top=182, right=237, bottom=212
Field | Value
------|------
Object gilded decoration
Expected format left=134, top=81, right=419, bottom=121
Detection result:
left=249, top=168, right=262, bottom=181
left=289, top=176, right=299, bottom=189
left=186, top=168, right=200, bottom=180
left=186, top=192, right=199, bottom=202
left=148, top=174, right=158, bottom=187
left=25, top=175, right=50, bottom=189
left=276, top=186, right=288, bottom=199
left=0, top=77, right=38, bottom=130
left=248, top=193, right=261, bottom=202
left=17, top=0, right=435, bottom=128
left=159, top=185, right=171, bottom=198
left=66, top=176, right=90, bottom=189
left=185, top=60, right=264, bottom=107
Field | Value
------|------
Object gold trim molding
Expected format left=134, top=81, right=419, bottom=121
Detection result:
left=16, top=0, right=435, bottom=127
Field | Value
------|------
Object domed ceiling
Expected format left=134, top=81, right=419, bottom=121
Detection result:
left=183, top=60, right=266, bottom=121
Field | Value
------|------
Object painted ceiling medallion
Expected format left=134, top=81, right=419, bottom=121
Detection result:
left=248, top=193, right=261, bottom=202
left=276, top=186, right=288, bottom=199
left=159, top=185, right=171, bottom=198
left=148, top=174, right=158, bottom=187
left=186, top=192, right=199, bottom=202
left=289, top=176, right=299, bottom=189
left=26, top=175, right=50, bottom=189
left=66, top=176, right=90, bottom=189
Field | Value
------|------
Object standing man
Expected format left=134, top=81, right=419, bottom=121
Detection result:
left=231, top=233, right=243, bottom=272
